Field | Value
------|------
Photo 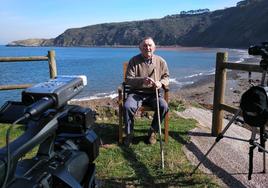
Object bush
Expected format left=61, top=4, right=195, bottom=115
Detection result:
left=169, top=99, right=186, bottom=112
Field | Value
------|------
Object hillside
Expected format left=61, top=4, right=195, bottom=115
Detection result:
left=7, top=0, right=268, bottom=48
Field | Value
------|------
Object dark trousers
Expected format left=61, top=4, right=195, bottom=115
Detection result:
left=123, top=93, right=168, bottom=135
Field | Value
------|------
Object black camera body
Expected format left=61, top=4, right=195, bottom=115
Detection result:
left=0, top=76, right=100, bottom=188
left=248, top=42, right=268, bottom=58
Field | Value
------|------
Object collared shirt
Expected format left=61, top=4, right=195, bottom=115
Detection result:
left=144, top=58, right=152, bottom=65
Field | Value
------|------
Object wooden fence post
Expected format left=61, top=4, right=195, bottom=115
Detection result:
left=212, top=52, right=228, bottom=136
left=48, top=50, right=57, bottom=78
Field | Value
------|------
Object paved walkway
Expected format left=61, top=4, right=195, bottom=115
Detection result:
left=177, top=107, right=268, bottom=188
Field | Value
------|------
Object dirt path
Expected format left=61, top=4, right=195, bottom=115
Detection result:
left=177, top=107, right=268, bottom=188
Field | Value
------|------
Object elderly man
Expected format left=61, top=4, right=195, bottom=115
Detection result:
left=123, top=37, right=169, bottom=146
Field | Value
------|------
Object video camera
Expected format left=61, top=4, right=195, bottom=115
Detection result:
left=248, top=42, right=268, bottom=59
left=0, top=75, right=100, bottom=188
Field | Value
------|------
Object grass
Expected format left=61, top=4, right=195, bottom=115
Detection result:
left=93, top=112, right=220, bottom=187
left=0, top=124, right=24, bottom=146
left=0, top=124, right=38, bottom=159
left=0, top=111, right=220, bottom=187
left=169, top=99, right=187, bottom=112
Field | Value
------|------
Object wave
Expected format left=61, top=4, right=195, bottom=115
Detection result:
left=178, top=81, right=194, bottom=86
left=228, top=48, right=253, bottom=63
left=184, top=69, right=215, bottom=79
left=185, top=72, right=204, bottom=78
left=170, top=77, right=194, bottom=86
left=169, top=78, right=179, bottom=84
left=72, top=91, right=118, bottom=101
left=74, top=77, right=195, bottom=101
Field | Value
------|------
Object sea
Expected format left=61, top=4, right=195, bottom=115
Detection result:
left=0, top=45, right=250, bottom=106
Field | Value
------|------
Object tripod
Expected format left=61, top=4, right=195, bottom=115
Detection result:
left=248, top=125, right=268, bottom=179
left=190, top=64, right=268, bottom=180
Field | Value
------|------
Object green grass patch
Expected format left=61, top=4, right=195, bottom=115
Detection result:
left=0, top=124, right=24, bottom=146
left=169, top=99, right=187, bottom=112
left=0, top=112, right=220, bottom=187
left=93, top=112, right=220, bottom=187
left=0, top=124, right=38, bottom=159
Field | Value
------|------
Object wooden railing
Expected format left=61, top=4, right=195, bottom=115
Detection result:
left=212, top=52, right=262, bottom=136
left=0, top=50, right=57, bottom=91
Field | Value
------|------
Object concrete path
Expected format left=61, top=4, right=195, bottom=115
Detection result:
left=177, top=107, right=268, bottom=188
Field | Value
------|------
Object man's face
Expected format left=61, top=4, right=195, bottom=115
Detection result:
left=140, top=39, right=155, bottom=59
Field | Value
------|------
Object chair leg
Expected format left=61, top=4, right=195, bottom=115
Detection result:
left=164, top=112, right=169, bottom=143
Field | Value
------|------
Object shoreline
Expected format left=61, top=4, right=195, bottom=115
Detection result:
left=70, top=53, right=261, bottom=111
left=71, top=69, right=262, bottom=113
left=5, top=44, right=246, bottom=51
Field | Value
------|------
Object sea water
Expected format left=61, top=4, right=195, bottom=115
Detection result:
left=0, top=46, right=250, bottom=106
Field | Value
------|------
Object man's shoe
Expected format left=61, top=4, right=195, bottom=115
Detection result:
left=123, top=134, right=133, bottom=147
left=148, top=129, right=157, bottom=145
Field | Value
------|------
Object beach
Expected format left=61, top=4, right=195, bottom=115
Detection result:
left=0, top=45, right=251, bottom=105
left=68, top=48, right=261, bottom=111
left=71, top=68, right=263, bottom=115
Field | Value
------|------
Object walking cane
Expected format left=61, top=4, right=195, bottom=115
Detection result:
left=154, top=71, right=165, bottom=169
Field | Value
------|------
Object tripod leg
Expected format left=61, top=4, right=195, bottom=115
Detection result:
left=263, top=151, right=266, bottom=173
left=248, top=144, right=256, bottom=180
left=248, top=127, right=257, bottom=180
left=190, top=109, right=241, bottom=176
left=261, top=70, right=266, bottom=86
left=216, top=109, right=242, bottom=141
left=260, top=125, right=266, bottom=173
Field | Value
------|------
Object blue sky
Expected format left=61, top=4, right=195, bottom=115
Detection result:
left=0, top=0, right=241, bottom=44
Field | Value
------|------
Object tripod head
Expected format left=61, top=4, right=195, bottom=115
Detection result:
left=248, top=42, right=268, bottom=70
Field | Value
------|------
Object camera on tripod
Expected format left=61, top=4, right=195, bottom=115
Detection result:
left=248, top=42, right=268, bottom=58
left=0, top=75, right=100, bottom=188
left=248, top=42, right=268, bottom=70
left=239, top=45, right=268, bottom=180
left=192, top=45, right=268, bottom=180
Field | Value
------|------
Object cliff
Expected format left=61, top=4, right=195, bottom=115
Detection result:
left=7, top=0, right=268, bottom=48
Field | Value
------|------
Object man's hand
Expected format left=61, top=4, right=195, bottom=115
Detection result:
left=154, top=81, right=162, bottom=89
left=144, top=77, right=155, bottom=87
left=144, top=77, right=162, bottom=89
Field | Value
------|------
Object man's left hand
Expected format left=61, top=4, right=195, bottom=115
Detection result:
left=154, top=81, right=162, bottom=89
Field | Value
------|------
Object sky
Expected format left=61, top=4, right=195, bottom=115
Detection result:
left=0, top=0, right=242, bottom=44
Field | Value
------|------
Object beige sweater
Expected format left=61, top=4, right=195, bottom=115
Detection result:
left=126, top=54, right=169, bottom=93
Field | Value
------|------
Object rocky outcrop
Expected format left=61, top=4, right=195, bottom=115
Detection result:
left=7, top=0, right=268, bottom=48
left=7, top=38, right=54, bottom=47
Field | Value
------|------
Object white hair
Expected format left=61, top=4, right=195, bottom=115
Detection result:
left=139, top=37, right=155, bottom=50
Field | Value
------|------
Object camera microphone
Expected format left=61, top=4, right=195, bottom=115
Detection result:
left=22, top=75, right=86, bottom=109
left=24, top=97, right=55, bottom=118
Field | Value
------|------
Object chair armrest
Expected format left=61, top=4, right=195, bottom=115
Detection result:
left=162, top=85, right=169, bottom=102
left=118, top=82, right=131, bottom=102
left=118, top=85, right=123, bottom=93
left=118, top=85, right=123, bottom=105
left=118, top=82, right=129, bottom=92
left=162, top=84, right=169, bottom=92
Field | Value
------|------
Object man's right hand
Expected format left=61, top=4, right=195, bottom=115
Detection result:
left=144, top=77, right=155, bottom=87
